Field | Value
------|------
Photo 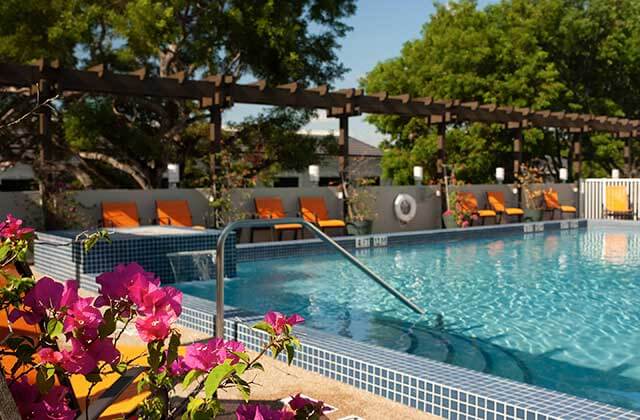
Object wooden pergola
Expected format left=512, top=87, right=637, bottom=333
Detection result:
left=1, top=60, right=638, bottom=195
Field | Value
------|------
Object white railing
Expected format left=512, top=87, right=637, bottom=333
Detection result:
left=582, top=178, right=640, bottom=220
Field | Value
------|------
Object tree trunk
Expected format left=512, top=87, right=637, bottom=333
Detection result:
left=0, top=376, right=21, bottom=420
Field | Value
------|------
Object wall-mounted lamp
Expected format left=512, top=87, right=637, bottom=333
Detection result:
left=308, top=164, right=320, bottom=186
left=612, top=169, right=620, bottom=179
left=495, top=167, right=505, bottom=184
left=413, top=166, right=424, bottom=185
left=512, top=187, right=519, bottom=195
left=573, top=186, right=579, bottom=193
left=337, top=191, right=344, bottom=200
left=559, top=168, right=568, bottom=183
left=167, top=163, right=180, bottom=189
left=435, top=189, right=441, bottom=197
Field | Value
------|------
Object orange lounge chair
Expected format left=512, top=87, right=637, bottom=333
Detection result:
left=299, top=196, right=346, bottom=233
left=156, top=200, right=193, bottom=227
left=604, top=185, right=634, bottom=219
left=457, top=192, right=497, bottom=225
left=487, top=191, right=523, bottom=223
left=0, top=265, right=147, bottom=419
left=543, top=189, right=576, bottom=219
left=102, top=202, right=140, bottom=228
left=252, top=197, right=302, bottom=242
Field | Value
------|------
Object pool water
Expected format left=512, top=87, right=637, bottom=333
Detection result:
left=176, top=227, right=640, bottom=410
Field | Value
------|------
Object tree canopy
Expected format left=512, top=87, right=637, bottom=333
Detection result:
left=362, top=0, right=640, bottom=184
left=0, top=0, right=356, bottom=189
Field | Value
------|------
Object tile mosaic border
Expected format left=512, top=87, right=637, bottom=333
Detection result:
left=174, top=293, right=639, bottom=420
left=237, top=220, right=588, bottom=262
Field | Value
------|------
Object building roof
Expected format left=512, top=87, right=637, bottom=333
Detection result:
left=346, top=136, right=383, bottom=157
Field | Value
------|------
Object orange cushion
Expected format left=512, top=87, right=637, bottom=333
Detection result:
left=300, top=197, right=330, bottom=222
left=318, top=219, right=346, bottom=228
left=102, top=202, right=140, bottom=228
left=477, top=210, right=496, bottom=218
left=255, top=197, right=286, bottom=220
left=487, top=192, right=506, bottom=213
left=156, top=200, right=192, bottom=227
left=458, top=192, right=479, bottom=213
left=560, top=205, right=576, bottom=213
left=544, top=190, right=560, bottom=210
left=274, top=223, right=302, bottom=230
left=505, top=208, right=524, bottom=216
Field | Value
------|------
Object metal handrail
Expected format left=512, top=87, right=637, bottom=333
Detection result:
left=214, top=217, right=425, bottom=338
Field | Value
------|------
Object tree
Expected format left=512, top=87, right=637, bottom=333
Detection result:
left=362, top=0, right=640, bottom=184
left=0, top=1, right=357, bottom=194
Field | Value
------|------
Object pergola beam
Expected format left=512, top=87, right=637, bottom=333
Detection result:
left=1, top=61, right=639, bottom=133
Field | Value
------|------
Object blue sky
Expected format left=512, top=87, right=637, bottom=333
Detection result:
left=224, top=0, right=495, bottom=145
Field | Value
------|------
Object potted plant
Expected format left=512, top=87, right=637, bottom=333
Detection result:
left=346, top=179, right=377, bottom=235
left=516, top=164, right=544, bottom=222
left=442, top=170, right=474, bottom=228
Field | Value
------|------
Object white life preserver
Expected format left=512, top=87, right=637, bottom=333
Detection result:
left=394, top=193, right=417, bottom=223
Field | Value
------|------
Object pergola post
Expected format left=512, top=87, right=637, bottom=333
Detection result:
left=572, top=131, right=582, bottom=181
left=513, top=125, right=523, bottom=181
left=339, top=115, right=350, bottom=218
left=436, top=121, right=447, bottom=219
left=624, top=136, right=632, bottom=177
left=38, top=78, right=53, bottom=229
left=209, top=105, right=222, bottom=227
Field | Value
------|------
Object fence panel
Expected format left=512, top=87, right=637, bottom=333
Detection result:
left=583, top=179, right=640, bottom=220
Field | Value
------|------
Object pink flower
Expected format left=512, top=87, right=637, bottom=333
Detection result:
left=95, top=263, right=159, bottom=307
left=10, top=278, right=77, bottom=324
left=264, top=312, right=305, bottom=335
left=129, top=277, right=182, bottom=319
left=168, top=355, right=190, bottom=376
left=443, top=210, right=453, bottom=216
left=287, top=393, right=328, bottom=415
left=88, top=338, right=120, bottom=365
left=61, top=338, right=97, bottom=374
left=461, top=220, right=470, bottom=228
left=135, top=313, right=172, bottom=343
left=183, top=338, right=245, bottom=371
left=63, top=297, right=102, bottom=340
left=9, top=379, right=77, bottom=420
left=235, top=403, right=294, bottom=420
left=38, top=347, right=63, bottom=364
left=0, top=214, right=34, bottom=240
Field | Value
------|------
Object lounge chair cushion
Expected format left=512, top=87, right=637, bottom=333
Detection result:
left=318, top=219, right=346, bottom=228
left=255, top=197, right=287, bottom=219
left=156, top=200, right=193, bottom=227
left=560, top=205, right=577, bottom=213
left=505, top=208, right=524, bottom=216
left=274, top=223, right=302, bottom=230
left=605, top=186, right=631, bottom=213
left=102, top=202, right=140, bottom=228
left=477, top=210, right=497, bottom=218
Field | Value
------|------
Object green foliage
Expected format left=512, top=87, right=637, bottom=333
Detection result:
left=0, top=0, right=357, bottom=191
left=363, top=0, right=640, bottom=184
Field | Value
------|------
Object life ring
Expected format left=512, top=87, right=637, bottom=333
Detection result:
left=394, top=193, right=417, bottom=223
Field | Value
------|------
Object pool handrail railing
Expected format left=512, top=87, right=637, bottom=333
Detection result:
left=214, top=218, right=426, bottom=338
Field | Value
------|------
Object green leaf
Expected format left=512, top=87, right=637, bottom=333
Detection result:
left=285, top=343, right=296, bottom=366
left=233, top=377, right=251, bottom=402
left=230, top=351, right=250, bottom=363
left=167, top=332, right=181, bottom=365
left=252, top=321, right=275, bottom=335
left=6, top=336, right=24, bottom=349
left=234, top=363, right=247, bottom=375
left=250, top=362, right=264, bottom=372
left=186, top=397, right=204, bottom=414
left=182, top=369, right=201, bottom=389
left=98, top=309, right=117, bottom=338
left=85, top=373, right=102, bottom=383
left=45, top=365, right=56, bottom=379
left=46, top=319, right=64, bottom=339
left=203, top=361, right=235, bottom=398
left=16, top=344, right=34, bottom=364
left=114, top=361, right=128, bottom=374
left=36, top=368, right=55, bottom=394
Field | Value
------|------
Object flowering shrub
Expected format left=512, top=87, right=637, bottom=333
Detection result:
left=0, top=215, right=310, bottom=419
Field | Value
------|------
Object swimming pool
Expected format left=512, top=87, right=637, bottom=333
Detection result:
left=176, top=226, right=640, bottom=411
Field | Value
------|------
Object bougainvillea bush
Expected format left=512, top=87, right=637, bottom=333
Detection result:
left=0, top=215, right=320, bottom=420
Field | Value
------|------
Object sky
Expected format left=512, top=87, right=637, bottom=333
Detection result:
left=224, top=0, right=496, bottom=146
